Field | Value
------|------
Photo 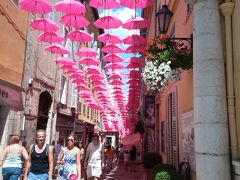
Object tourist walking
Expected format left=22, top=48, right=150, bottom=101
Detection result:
left=84, top=134, right=104, bottom=180
left=105, top=145, right=114, bottom=171
left=0, top=134, right=29, bottom=180
left=78, top=142, right=85, bottom=180
left=57, top=133, right=81, bottom=180
left=23, top=129, right=54, bottom=180
left=130, top=145, right=137, bottom=172
left=123, top=150, right=130, bottom=171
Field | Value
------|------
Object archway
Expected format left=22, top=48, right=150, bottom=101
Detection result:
left=37, top=91, right=52, bottom=130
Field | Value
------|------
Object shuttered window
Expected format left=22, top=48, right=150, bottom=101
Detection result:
left=165, top=88, right=179, bottom=168
left=171, top=89, right=179, bottom=168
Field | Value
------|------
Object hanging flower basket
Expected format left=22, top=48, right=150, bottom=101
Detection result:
left=142, top=34, right=193, bottom=91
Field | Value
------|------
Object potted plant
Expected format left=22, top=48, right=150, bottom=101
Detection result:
left=143, top=152, right=162, bottom=180
left=154, top=170, right=183, bottom=180
left=142, top=34, right=192, bottom=92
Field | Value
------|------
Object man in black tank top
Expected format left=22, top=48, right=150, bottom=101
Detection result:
left=23, top=129, right=54, bottom=180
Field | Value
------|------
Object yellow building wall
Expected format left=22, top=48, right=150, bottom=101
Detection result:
left=0, top=0, right=28, bottom=87
left=232, top=0, right=240, bottom=158
left=146, top=0, right=195, bottom=179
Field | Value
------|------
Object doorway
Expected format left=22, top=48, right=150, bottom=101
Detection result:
left=37, top=91, right=52, bottom=130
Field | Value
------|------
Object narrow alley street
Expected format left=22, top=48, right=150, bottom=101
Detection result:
left=99, top=161, right=144, bottom=180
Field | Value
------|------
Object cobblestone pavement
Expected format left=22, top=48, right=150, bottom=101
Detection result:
left=99, top=162, right=145, bottom=180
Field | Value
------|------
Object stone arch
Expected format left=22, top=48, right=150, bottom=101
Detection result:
left=37, top=91, right=52, bottom=130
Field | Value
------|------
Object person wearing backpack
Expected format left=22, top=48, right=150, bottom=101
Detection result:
left=23, top=129, right=54, bottom=180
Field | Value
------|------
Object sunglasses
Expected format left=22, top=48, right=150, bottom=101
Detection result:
left=67, top=139, right=74, bottom=142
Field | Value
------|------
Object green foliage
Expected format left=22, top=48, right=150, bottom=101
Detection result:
left=143, top=152, right=162, bottom=169
left=134, top=120, right=145, bottom=134
left=152, top=163, right=176, bottom=179
left=154, top=170, right=184, bottom=180
left=143, top=34, right=193, bottom=70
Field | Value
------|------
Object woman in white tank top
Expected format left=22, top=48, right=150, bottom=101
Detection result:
left=0, top=134, right=29, bottom=180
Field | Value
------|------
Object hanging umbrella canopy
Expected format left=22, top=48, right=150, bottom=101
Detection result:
left=102, top=53, right=124, bottom=63
left=125, top=45, right=145, bottom=53
left=97, top=33, right=122, bottom=44
left=120, top=0, right=153, bottom=9
left=30, top=18, right=59, bottom=32
left=76, top=47, right=98, bottom=57
left=123, top=17, right=149, bottom=30
left=109, top=80, right=124, bottom=86
left=69, top=73, right=85, bottom=79
left=123, top=34, right=147, bottom=45
left=109, top=73, right=122, bottom=79
left=60, top=14, right=90, bottom=28
left=37, top=32, right=64, bottom=43
left=94, top=16, right=122, bottom=29
left=75, top=85, right=90, bottom=91
left=45, top=45, right=70, bottom=55
left=89, top=0, right=120, bottom=9
left=79, top=57, right=100, bottom=66
left=126, top=62, right=144, bottom=69
left=54, top=57, right=75, bottom=65
left=101, top=44, right=124, bottom=53
left=88, top=74, right=104, bottom=80
left=104, top=63, right=124, bottom=69
left=86, top=66, right=101, bottom=74
left=67, top=30, right=93, bottom=43
left=72, top=78, right=85, bottom=84
left=127, top=57, right=143, bottom=64
left=19, top=0, right=52, bottom=14
left=93, top=86, right=106, bottom=91
left=54, top=0, right=86, bottom=14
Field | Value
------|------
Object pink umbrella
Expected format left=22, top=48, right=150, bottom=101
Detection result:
left=86, top=66, right=101, bottom=74
left=125, top=45, right=145, bottom=53
left=54, top=0, right=86, bottom=14
left=75, top=85, right=89, bottom=91
left=60, top=14, right=90, bottom=28
left=88, top=74, right=104, bottom=80
left=45, top=45, right=70, bottom=55
left=102, top=53, right=124, bottom=63
left=109, top=73, right=122, bottom=79
left=97, top=33, right=122, bottom=44
left=126, top=62, right=143, bottom=69
left=79, top=57, right=100, bottom=66
left=105, top=63, right=124, bottom=69
left=127, top=57, right=143, bottom=63
left=120, top=0, right=153, bottom=9
left=67, top=30, right=93, bottom=42
left=90, top=80, right=104, bottom=85
left=89, top=0, right=120, bottom=9
left=93, top=86, right=106, bottom=91
left=75, top=48, right=98, bottom=57
left=109, top=80, right=124, bottom=86
left=101, top=44, right=124, bottom=53
left=94, top=16, right=122, bottom=29
left=37, top=32, right=64, bottom=43
left=19, top=0, right=52, bottom=14
left=54, top=57, right=75, bottom=65
left=123, top=34, right=147, bottom=45
left=72, top=78, right=85, bottom=84
left=30, top=18, right=59, bottom=32
left=69, top=73, right=85, bottom=79
left=123, top=17, right=149, bottom=30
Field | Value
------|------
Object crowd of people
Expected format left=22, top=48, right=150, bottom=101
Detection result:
left=0, top=130, right=139, bottom=180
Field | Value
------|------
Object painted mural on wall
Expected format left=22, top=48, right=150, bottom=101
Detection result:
left=181, top=110, right=196, bottom=171
left=144, top=95, right=155, bottom=153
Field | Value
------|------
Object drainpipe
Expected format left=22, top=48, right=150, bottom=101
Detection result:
left=220, top=1, right=238, bottom=159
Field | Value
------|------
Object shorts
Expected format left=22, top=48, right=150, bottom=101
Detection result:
left=86, top=164, right=102, bottom=178
left=28, top=171, right=49, bottom=180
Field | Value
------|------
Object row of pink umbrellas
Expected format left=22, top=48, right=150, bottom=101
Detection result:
left=18, top=0, right=153, bottom=135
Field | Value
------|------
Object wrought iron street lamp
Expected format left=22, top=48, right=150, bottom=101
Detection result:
left=156, top=3, right=193, bottom=48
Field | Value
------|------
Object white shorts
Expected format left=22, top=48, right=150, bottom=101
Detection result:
left=86, top=164, right=102, bottom=178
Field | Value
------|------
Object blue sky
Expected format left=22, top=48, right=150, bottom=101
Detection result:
left=98, top=7, right=142, bottom=96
